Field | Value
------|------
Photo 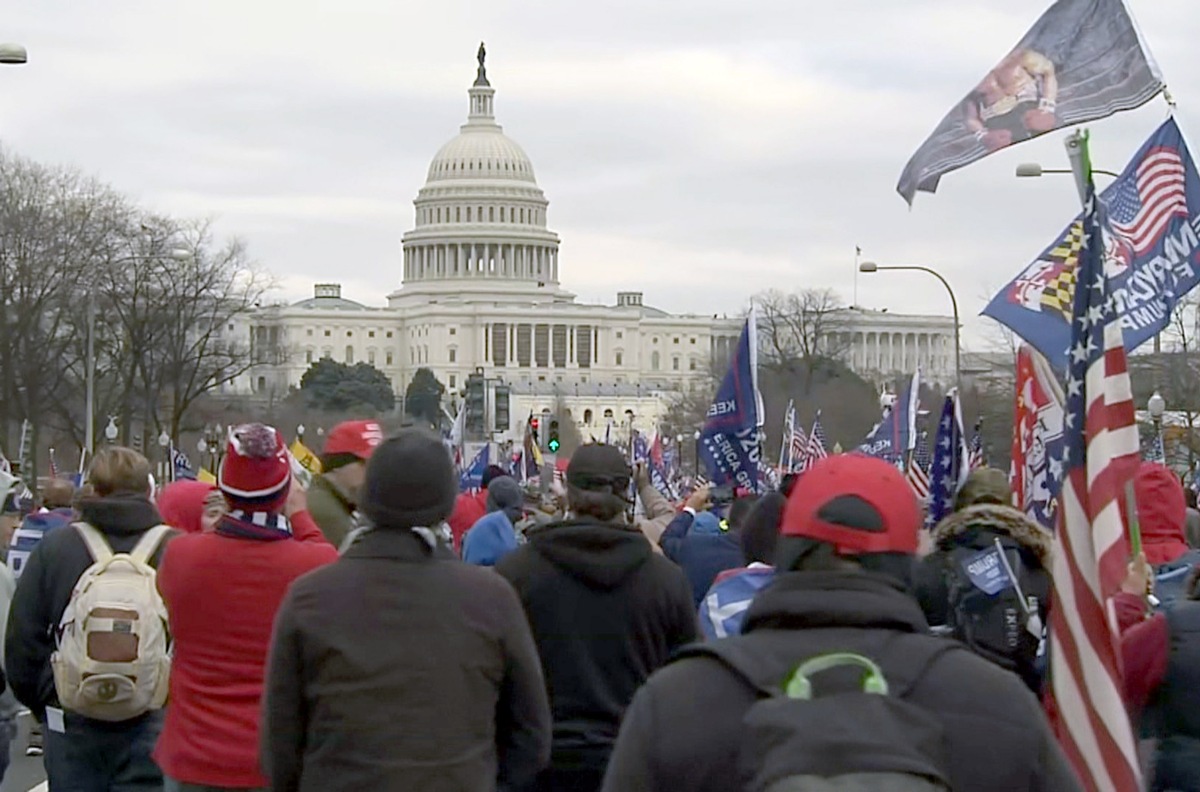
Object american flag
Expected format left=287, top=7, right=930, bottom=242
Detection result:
left=781, top=402, right=808, bottom=472
left=1107, top=146, right=1188, bottom=255
left=805, top=412, right=828, bottom=466
left=967, top=419, right=986, bottom=470
left=926, top=391, right=969, bottom=529
left=906, top=430, right=931, bottom=500
left=1047, top=182, right=1142, bottom=791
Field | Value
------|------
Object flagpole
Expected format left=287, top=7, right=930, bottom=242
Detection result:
left=778, top=400, right=792, bottom=472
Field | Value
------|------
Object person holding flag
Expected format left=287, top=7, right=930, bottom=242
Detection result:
left=305, top=420, right=382, bottom=549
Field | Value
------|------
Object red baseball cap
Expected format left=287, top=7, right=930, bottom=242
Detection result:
left=324, top=420, right=384, bottom=460
left=780, top=454, right=920, bottom=556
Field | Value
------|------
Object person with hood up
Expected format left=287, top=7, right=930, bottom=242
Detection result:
left=463, top=474, right=524, bottom=566
left=154, top=424, right=338, bottom=791
left=915, top=467, right=1052, bottom=692
left=495, top=443, right=696, bottom=792
left=1130, top=461, right=1200, bottom=607
left=155, top=479, right=222, bottom=535
left=448, top=464, right=508, bottom=554
left=659, top=489, right=749, bottom=606
left=601, top=454, right=1080, bottom=792
left=263, top=428, right=551, bottom=792
left=7, top=447, right=178, bottom=790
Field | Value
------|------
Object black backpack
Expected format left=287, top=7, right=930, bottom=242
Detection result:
left=941, top=536, right=1045, bottom=683
left=679, top=634, right=959, bottom=791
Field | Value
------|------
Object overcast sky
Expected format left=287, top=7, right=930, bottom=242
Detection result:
left=3, top=0, right=1197, bottom=348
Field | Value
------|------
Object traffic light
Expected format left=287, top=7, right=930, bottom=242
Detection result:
left=530, top=417, right=540, bottom=444
left=494, top=384, right=511, bottom=432
left=465, top=374, right=486, bottom=437
left=548, top=420, right=561, bottom=453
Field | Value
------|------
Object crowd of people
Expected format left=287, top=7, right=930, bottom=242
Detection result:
left=0, top=421, right=1197, bottom=790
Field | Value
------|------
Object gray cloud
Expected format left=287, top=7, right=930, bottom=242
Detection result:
left=3, top=0, right=1198, bottom=348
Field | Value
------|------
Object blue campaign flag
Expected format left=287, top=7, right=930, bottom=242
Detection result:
left=927, top=391, right=970, bottom=528
left=459, top=445, right=490, bottom=492
left=858, top=371, right=920, bottom=462
left=962, top=545, right=1014, bottom=596
left=171, top=447, right=196, bottom=481
left=699, top=312, right=764, bottom=492
left=984, top=118, right=1200, bottom=368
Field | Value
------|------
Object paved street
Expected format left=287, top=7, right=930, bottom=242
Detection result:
left=2, top=715, right=46, bottom=792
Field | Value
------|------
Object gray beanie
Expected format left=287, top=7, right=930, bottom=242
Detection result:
left=486, top=475, right=524, bottom=521
left=361, top=429, right=457, bottom=530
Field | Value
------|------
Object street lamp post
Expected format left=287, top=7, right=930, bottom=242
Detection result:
left=1149, top=391, right=1166, bottom=462
left=693, top=429, right=702, bottom=479
left=860, top=262, right=961, bottom=388
left=158, top=430, right=171, bottom=482
left=84, top=249, right=193, bottom=454
left=104, top=417, right=118, bottom=445
left=1014, top=163, right=1120, bottom=179
left=0, top=43, right=27, bottom=65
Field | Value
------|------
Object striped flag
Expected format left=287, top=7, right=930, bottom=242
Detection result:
left=1047, top=178, right=1142, bottom=791
left=906, top=431, right=931, bottom=500
left=926, top=391, right=970, bottom=529
left=968, top=419, right=986, bottom=470
left=1108, top=146, right=1188, bottom=255
left=805, top=412, right=828, bottom=467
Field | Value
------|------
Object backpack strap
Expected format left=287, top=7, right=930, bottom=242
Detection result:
left=129, top=525, right=171, bottom=565
left=678, top=631, right=964, bottom=699
left=73, top=522, right=113, bottom=564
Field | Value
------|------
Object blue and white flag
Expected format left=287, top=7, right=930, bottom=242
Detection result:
left=962, top=545, right=1014, bottom=596
left=927, top=390, right=971, bottom=528
left=699, top=311, right=764, bottom=493
left=858, top=371, right=920, bottom=462
left=984, top=119, right=1200, bottom=368
left=171, top=447, right=196, bottom=481
left=459, top=445, right=490, bottom=492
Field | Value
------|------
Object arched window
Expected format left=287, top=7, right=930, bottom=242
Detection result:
left=583, top=409, right=593, bottom=425
left=489, top=206, right=495, bottom=222
left=651, top=351, right=660, bottom=370
left=256, top=376, right=266, bottom=392
left=345, top=345, right=354, bottom=364
left=672, top=357, right=680, bottom=371
left=603, top=408, right=614, bottom=419
left=615, top=351, right=623, bottom=366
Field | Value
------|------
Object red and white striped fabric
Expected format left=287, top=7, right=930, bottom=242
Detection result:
left=1047, top=188, right=1142, bottom=792
left=906, top=462, right=930, bottom=500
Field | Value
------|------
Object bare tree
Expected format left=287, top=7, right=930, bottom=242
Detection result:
left=754, top=288, right=851, bottom=397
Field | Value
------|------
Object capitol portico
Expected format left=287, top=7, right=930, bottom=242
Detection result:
left=233, top=49, right=957, bottom=436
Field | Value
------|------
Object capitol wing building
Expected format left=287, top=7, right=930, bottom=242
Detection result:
left=236, top=52, right=957, bottom=438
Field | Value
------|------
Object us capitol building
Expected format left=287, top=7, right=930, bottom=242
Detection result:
left=234, top=49, right=956, bottom=438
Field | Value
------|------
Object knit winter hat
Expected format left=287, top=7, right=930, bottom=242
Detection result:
left=362, top=428, right=457, bottom=530
left=780, top=454, right=920, bottom=556
left=486, top=475, right=524, bottom=521
left=218, top=423, right=291, bottom=513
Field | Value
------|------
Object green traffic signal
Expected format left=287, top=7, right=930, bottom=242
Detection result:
left=548, top=438, right=561, bottom=453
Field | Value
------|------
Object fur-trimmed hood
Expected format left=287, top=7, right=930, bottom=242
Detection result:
left=931, top=503, right=1052, bottom=568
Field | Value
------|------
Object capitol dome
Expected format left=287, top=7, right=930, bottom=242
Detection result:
left=397, top=46, right=564, bottom=301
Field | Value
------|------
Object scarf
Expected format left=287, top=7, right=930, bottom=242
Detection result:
left=216, top=510, right=293, bottom=541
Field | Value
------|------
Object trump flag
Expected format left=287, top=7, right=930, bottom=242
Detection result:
left=897, top=0, right=1162, bottom=205
left=984, top=119, right=1200, bottom=369
left=699, top=312, right=764, bottom=492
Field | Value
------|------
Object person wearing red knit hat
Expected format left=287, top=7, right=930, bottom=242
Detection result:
left=602, top=454, right=1079, bottom=792
left=307, top=420, right=382, bottom=548
left=154, top=423, right=337, bottom=791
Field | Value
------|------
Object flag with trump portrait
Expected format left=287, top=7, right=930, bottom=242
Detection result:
left=984, top=118, right=1200, bottom=369
left=897, top=0, right=1163, bottom=204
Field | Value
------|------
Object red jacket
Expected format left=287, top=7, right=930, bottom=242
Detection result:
left=448, top=491, right=488, bottom=554
left=1116, top=591, right=1169, bottom=716
left=153, top=510, right=337, bottom=787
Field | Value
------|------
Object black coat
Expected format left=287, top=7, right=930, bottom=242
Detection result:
left=495, top=518, right=697, bottom=769
left=601, top=571, right=1082, bottom=792
left=5, top=495, right=174, bottom=722
left=261, top=528, right=551, bottom=792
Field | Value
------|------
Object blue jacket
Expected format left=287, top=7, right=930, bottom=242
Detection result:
left=8, top=508, right=73, bottom=579
left=463, top=510, right=519, bottom=567
left=659, top=510, right=744, bottom=607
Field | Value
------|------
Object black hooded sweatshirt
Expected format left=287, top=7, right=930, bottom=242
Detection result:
left=6, top=495, right=176, bottom=722
left=495, top=517, right=696, bottom=763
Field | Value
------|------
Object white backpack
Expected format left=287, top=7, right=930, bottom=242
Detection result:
left=51, top=523, right=172, bottom=721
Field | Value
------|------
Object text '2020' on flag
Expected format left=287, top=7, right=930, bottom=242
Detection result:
left=897, top=0, right=1163, bottom=205
left=985, top=118, right=1200, bottom=368
left=858, top=370, right=920, bottom=463
left=1047, top=173, right=1142, bottom=791
left=699, top=311, right=764, bottom=492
